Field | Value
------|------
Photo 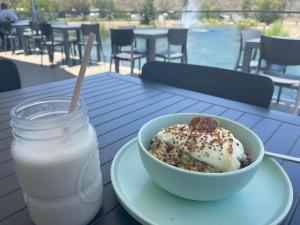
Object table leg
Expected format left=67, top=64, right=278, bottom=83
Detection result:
left=241, top=44, right=253, bottom=73
left=76, top=29, right=81, bottom=61
left=146, top=38, right=156, bottom=62
left=17, top=27, right=27, bottom=55
left=62, top=30, right=71, bottom=66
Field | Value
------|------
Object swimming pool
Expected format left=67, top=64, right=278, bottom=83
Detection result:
left=98, top=26, right=298, bottom=101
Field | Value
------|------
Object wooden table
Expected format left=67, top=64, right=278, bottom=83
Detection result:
left=241, top=38, right=260, bottom=73
left=51, top=24, right=81, bottom=66
left=0, top=73, right=300, bottom=225
left=134, top=29, right=168, bottom=62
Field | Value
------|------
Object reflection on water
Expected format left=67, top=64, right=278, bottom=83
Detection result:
left=96, top=26, right=298, bottom=101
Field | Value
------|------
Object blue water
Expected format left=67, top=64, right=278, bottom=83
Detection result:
left=96, top=26, right=298, bottom=101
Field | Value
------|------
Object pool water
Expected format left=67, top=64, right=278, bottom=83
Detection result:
left=97, top=26, right=298, bottom=102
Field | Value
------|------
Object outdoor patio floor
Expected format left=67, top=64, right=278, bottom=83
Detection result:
left=0, top=53, right=298, bottom=116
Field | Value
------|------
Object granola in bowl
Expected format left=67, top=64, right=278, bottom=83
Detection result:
left=149, top=117, right=251, bottom=173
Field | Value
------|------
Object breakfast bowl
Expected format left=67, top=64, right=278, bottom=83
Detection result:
left=138, top=113, right=264, bottom=201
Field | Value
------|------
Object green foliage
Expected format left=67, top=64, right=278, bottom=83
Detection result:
left=263, top=20, right=289, bottom=36
left=53, top=0, right=90, bottom=13
left=201, top=18, right=222, bottom=25
left=255, top=0, right=286, bottom=24
left=236, top=18, right=258, bottom=30
left=242, top=0, right=252, bottom=18
left=11, top=0, right=54, bottom=12
left=91, top=0, right=115, bottom=18
left=201, top=0, right=222, bottom=19
left=140, top=0, right=156, bottom=25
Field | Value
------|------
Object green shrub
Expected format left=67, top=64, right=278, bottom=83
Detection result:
left=255, top=0, right=286, bottom=24
left=140, top=0, right=156, bottom=25
left=236, top=18, right=258, bottom=30
left=201, top=0, right=222, bottom=19
left=263, top=21, right=289, bottom=36
left=201, top=18, right=222, bottom=25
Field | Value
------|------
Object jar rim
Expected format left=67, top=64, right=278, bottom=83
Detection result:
left=10, top=96, right=86, bottom=131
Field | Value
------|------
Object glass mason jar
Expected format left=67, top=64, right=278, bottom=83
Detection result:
left=10, top=97, right=103, bottom=225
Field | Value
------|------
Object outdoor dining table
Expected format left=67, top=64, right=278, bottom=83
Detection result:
left=241, top=37, right=260, bottom=73
left=0, top=72, right=299, bottom=224
left=11, top=21, right=30, bottom=55
left=134, top=29, right=168, bottom=62
left=51, top=24, right=81, bottom=66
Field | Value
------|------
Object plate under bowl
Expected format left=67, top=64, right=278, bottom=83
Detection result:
left=111, top=138, right=293, bottom=225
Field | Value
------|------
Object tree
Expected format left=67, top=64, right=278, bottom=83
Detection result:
left=255, top=0, right=286, bottom=24
left=242, top=0, right=252, bottom=18
left=91, top=0, right=115, bottom=17
left=53, top=0, right=90, bottom=13
left=201, top=0, right=222, bottom=19
left=10, top=0, right=54, bottom=12
left=140, top=0, right=156, bottom=25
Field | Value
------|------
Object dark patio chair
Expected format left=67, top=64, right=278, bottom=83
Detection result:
left=0, top=22, right=18, bottom=54
left=0, top=59, right=21, bottom=92
left=156, top=28, right=188, bottom=63
left=22, top=21, right=43, bottom=54
left=235, top=29, right=261, bottom=71
left=39, top=22, right=64, bottom=67
left=110, top=28, right=146, bottom=74
left=118, top=25, right=146, bottom=54
left=78, top=24, right=105, bottom=62
left=256, top=36, right=300, bottom=108
left=141, top=61, right=274, bottom=108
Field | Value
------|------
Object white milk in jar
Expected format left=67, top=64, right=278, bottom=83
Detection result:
left=10, top=97, right=102, bottom=225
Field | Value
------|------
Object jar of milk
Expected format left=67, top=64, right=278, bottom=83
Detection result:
left=10, top=97, right=102, bottom=225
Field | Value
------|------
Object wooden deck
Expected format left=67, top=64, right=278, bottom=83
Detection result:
left=0, top=52, right=298, bottom=116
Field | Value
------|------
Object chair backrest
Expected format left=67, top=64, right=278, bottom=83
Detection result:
left=110, top=29, right=134, bottom=47
left=240, top=29, right=261, bottom=50
left=0, top=21, right=12, bottom=35
left=168, top=28, right=188, bottom=46
left=39, top=22, right=53, bottom=40
left=0, top=59, right=21, bottom=92
left=30, top=21, right=40, bottom=33
left=260, top=35, right=300, bottom=66
left=141, top=61, right=274, bottom=108
left=81, top=24, right=100, bottom=41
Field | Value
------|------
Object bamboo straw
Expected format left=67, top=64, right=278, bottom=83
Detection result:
left=69, top=32, right=95, bottom=113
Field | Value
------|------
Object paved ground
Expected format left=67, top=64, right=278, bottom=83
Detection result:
left=0, top=52, right=298, bottom=116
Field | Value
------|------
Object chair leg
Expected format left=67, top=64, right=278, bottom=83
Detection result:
left=130, top=59, right=135, bottom=75
left=277, top=86, right=282, bottom=103
left=115, top=59, right=120, bottom=73
left=61, top=45, right=64, bottom=64
left=109, top=57, right=113, bottom=72
left=10, top=39, right=15, bottom=55
left=40, top=45, right=43, bottom=66
left=96, top=45, right=101, bottom=62
left=138, top=58, right=141, bottom=74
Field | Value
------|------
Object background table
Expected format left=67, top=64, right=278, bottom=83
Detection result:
left=11, top=21, right=30, bottom=55
left=0, top=73, right=299, bottom=225
left=52, top=24, right=81, bottom=66
left=134, top=29, right=168, bottom=62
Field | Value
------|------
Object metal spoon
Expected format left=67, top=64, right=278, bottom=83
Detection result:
left=265, top=151, right=300, bottom=163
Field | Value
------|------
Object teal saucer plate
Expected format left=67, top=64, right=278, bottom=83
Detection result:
left=111, top=138, right=293, bottom=225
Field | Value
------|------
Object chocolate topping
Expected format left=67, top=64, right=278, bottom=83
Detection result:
left=189, top=117, right=220, bottom=133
